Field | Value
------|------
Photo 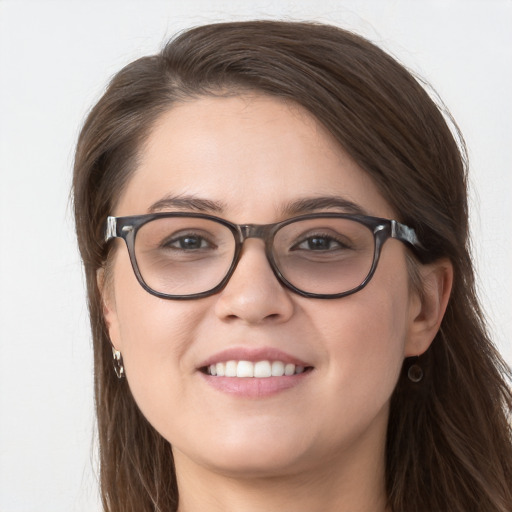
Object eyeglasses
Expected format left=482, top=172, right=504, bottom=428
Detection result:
left=104, top=212, right=421, bottom=300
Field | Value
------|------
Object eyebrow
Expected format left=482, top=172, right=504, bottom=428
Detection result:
left=148, top=193, right=368, bottom=217
left=148, top=194, right=225, bottom=214
left=280, top=196, right=368, bottom=216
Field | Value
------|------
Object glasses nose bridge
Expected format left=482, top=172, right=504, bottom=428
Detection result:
left=238, top=223, right=274, bottom=244
left=232, top=223, right=279, bottom=286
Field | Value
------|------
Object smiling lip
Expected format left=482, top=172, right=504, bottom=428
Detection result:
left=198, top=347, right=310, bottom=368
left=198, top=347, right=313, bottom=398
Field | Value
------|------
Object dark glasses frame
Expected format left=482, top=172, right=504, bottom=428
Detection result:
left=105, top=212, right=422, bottom=300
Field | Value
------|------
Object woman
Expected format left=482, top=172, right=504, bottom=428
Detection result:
left=72, top=20, right=512, bottom=512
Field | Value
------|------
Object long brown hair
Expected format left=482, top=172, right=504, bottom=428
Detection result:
left=73, top=20, right=512, bottom=512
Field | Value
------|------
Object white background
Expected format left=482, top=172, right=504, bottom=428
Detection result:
left=0, top=1, right=510, bottom=510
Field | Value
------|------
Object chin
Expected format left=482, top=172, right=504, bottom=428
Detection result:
left=173, top=426, right=318, bottom=478
left=199, top=448, right=311, bottom=479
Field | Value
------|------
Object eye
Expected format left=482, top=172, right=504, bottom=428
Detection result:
left=162, top=233, right=215, bottom=251
left=292, top=234, right=350, bottom=251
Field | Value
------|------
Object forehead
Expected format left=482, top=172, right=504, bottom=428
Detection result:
left=115, top=94, right=394, bottom=221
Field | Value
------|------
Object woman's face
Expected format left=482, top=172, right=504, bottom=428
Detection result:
left=104, top=94, right=424, bottom=478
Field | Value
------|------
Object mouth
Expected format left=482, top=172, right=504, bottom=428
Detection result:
left=197, top=347, right=314, bottom=397
left=200, top=360, right=314, bottom=378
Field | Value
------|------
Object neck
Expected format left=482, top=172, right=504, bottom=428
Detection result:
left=175, top=436, right=389, bottom=512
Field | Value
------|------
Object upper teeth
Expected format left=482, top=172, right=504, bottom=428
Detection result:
left=208, top=360, right=305, bottom=378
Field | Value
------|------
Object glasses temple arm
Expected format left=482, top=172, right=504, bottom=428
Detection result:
left=105, top=216, right=117, bottom=242
left=391, top=220, right=424, bottom=250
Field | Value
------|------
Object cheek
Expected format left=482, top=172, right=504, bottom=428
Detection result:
left=113, top=248, right=201, bottom=349
left=311, top=270, right=410, bottom=409
left=111, top=251, right=210, bottom=421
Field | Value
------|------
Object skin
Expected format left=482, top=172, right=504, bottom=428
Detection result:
left=101, top=94, right=452, bottom=512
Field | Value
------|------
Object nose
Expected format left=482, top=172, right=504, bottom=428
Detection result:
left=214, top=239, right=295, bottom=324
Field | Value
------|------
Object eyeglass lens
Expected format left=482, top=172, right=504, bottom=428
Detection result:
left=133, top=216, right=376, bottom=297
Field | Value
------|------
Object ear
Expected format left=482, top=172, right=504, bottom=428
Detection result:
left=97, top=267, right=122, bottom=351
left=405, top=258, right=453, bottom=357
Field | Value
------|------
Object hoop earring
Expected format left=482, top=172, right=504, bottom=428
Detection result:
left=112, top=347, right=125, bottom=379
left=407, top=363, right=423, bottom=383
